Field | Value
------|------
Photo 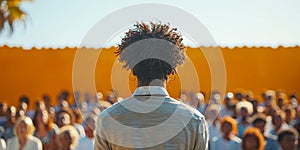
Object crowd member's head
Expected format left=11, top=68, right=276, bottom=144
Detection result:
left=57, top=100, right=70, bottom=112
left=277, top=92, right=288, bottom=109
left=14, top=116, right=35, bottom=139
left=48, top=107, right=56, bottom=122
left=42, top=94, right=51, bottom=109
left=33, top=109, right=55, bottom=132
left=231, top=102, right=238, bottom=119
left=245, top=90, right=254, bottom=101
left=234, top=89, right=244, bottom=101
left=19, top=96, right=29, bottom=112
left=252, top=113, right=267, bottom=134
left=15, top=109, right=26, bottom=120
left=278, top=128, right=298, bottom=150
left=35, top=99, right=46, bottom=113
left=57, top=125, right=79, bottom=150
left=224, top=92, right=234, bottom=106
left=263, top=90, right=276, bottom=107
left=210, top=91, right=222, bottom=104
left=195, top=92, right=205, bottom=107
left=242, top=127, right=265, bottom=150
left=236, top=101, right=253, bottom=120
left=6, top=106, right=16, bottom=126
left=272, top=110, right=285, bottom=133
left=250, top=99, right=259, bottom=115
left=282, top=105, right=296, bottom=125
left=205, top=104, right=220, bottom=122
left=116, top=22, right=186, bottom=87
left=220, top=116, right=238, bottom=138
left=57, top=90, right=70, bottom=107
left=189, top=92, right=205, bottom=108
left=0, top=102, right=7, bottom=116
left=289, top=93, right=298, bottom=108
left=56, top=109, right=74, bottom=128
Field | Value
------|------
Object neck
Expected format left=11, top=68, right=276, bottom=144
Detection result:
left=18, top=136, right=27, bottom=146
left=223, top=134, right=231, bottom=141
left=137, top=79, right=167, bottom=88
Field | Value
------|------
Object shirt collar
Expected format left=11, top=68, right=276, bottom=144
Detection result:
left=132, top=86, right=169, bottom=96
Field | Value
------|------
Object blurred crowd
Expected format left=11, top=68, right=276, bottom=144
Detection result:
left=185, top=89, right=299, bottom=150
left=0, top=89, right=298, bottom=150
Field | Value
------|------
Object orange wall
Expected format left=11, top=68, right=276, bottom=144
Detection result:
left=0, top=46, right=299, bottom=108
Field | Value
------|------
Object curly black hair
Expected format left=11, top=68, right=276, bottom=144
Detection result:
left=116, top=22, right=186, bottom=83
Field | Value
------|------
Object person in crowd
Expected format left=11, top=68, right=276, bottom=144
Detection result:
left=269, top=110, right=289, bottom=136
left=250, top=99, right=259, bottom=116
left=277, top=128, right=299, bottom=150
left=3, top=106, right=17, bottom=140
left=54, top=90, right=70, bottom=113
left=210, top=91, right=222, bottom=104
left=0, top=138, right=6, bottom=150
left=56, top=109, right=74, bottom=128
left=179, top=91, right=188, bottom=104
left=48, top=107, right=56, bottom=123
left=210, top=116, right=241, bottom=150
left=242, top=127, right=265, bottom=150
left=251, top=113, right=280, bottom=150
left=282, top=105, right=296, bottom=127
left=35, top=100, right=46, bottom=114
left=33, top=109, right=58, bottom=150
left=205, top=104, right=221, bottom=140
left=72, top=108, right=85, bottom=138
left=75, top=115, right=97, bottom=150
left=234, top=89, right=244, bottom=102
left=70, top=91, right=80, bottom=109
left=57, top=125, right=79, bottom=150
left=195, top=92, right=207, bottom=114
left=237, top=101, right=253, bottom=138
left=289, top=94, right=298, bottom=109
left=189, top=92, right=206, bottom=114
left=0, top=102, right=7, bottom=127
left=105, top=91, right=117, bottom=105
left=95, top=22, right=209, bottom=150
left=245, top=90, right=254, bottom=101
left=231, top=102, right=238, bottom=119
left=19, top=96, right=35, bottom=118
left=261, top=90, right=276, bottom=108
left=220, top=92, right=234, bottom=118
left=7, top=116, right=42, bottom=150
left=276, top=92, right=288, bottom=109
left=42, top=94, right=52, bottom=111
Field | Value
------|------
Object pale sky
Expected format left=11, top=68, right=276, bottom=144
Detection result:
left=0, top=0, right=300, bottom=49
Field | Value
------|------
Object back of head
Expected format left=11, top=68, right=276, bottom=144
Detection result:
left=117, top=22, right=186, bottom=83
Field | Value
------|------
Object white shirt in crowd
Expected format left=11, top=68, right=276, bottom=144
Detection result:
left=7, top=135, right=42, bottom=150
left=0, top=138, right=6, bottom=150
left=210, top=135, right=242, bottom=150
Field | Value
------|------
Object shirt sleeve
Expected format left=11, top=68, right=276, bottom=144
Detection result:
left=194, top=118, right=209, bottom=150
left=94, top=116, right=111, bottom=150
left=94, top=134, right=111, bottom=150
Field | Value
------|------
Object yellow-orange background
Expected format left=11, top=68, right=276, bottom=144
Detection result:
left=0, top=46, right=299, bottom=108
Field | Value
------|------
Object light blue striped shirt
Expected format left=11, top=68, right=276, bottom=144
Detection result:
left=95, top=86, right=209, bottom=150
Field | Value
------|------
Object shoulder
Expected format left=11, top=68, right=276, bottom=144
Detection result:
left=28, top=135, right=42, bottom=145
left=171, top=98, right=206, bottom=123
left=230, top=135, right=242, bottom=143
left=7, top=136, right=17, bottom=144
left=265, top=133, right=278, bottom=141
left=211, top=136, right=221, bottom=143
left=7, top=137, right=18, bottom=149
